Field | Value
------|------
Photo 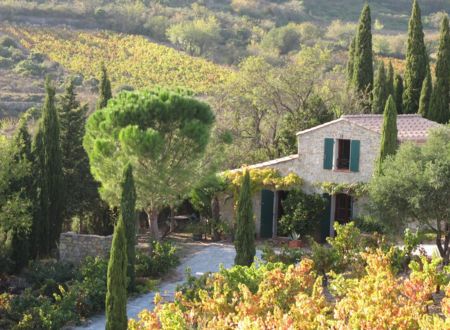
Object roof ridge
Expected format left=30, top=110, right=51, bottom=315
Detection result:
left=341, top=114, right=422, bottom=118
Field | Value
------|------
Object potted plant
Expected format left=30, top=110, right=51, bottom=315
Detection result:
left=288, top=231, right=304, bottom=248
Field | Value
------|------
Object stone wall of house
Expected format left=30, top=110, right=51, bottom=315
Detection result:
left=59, top=232, right=112, bottom=264
left=296, top=119, right=380, bottom=193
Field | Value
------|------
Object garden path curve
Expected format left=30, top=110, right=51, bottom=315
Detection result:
left=73, top=243, right=261, bottom=330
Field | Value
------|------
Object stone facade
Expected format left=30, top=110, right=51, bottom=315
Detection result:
left=220, top=119, right=381, bottom=238
left=59, top=232, right=112, bottom=264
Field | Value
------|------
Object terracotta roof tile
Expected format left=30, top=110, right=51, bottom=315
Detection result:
left=340, top=114, right=439, bottom=142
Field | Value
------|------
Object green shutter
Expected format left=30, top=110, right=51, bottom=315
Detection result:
left=350, top=140, right=360, bottom=172
left=323, top=138, right=334, bottom=170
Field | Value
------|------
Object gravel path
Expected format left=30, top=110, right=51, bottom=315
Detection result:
left=73, top=243, right=261, bottom=330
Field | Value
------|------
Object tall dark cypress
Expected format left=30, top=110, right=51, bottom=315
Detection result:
left=429, top=16, right=450, bottom=123
left=418, top=67, right=432, bottom=118
left=39, top=77, right=64, bottom=254
left=96, top=64, right=113, bottom=110
left=59, top=79, right=100, bottom=226
left=121, top=164, right=137, bottom=292
left=394, top=74, right=404, bottom=114
left=352, top=4, right=373, bottom=95
left=386, top=61, right=395, bottom=98
left=105, top=213, right=128, bottom=330
left=234, top=170, right=255, bottom=266
left=377, top=95, right=398, bottom=174
left=347, top=37, right=356, bottom=87
left=372, top=62, right=388, bottom=114
left=9, top=117, right=33, bottom=271
left=31, top=127, right=47, bottom=256
left=402, top=0, right=428, bottom=114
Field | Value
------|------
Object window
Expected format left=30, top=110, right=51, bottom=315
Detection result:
left=337, top=139, right=350, bottom=170
left=334, top=193, right=352, bottom=223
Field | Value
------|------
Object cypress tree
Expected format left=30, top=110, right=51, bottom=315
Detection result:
left=372, top=62, right=388, bottom=114
left=234, top=170, right=255, bottom=266
left=394, top=74, right=404, bottom=114
left=378, top=95, right=398, bottom=173
left=59, top=79, right=100, bottom=226
left=347, top=37, right=356, bottom=87
left=97, top=64, right=112, bottom=110
left=9, top=117, right=32, bottom=271
left=352, top=4, right=373, bottom=95
left=429, top=16, right=450, bottom=123
left=418, top=67, right=432, bottom=117
left=105, top=213, right=128, bottom=330
left=33, top=77, right=64, bottom=255
left=402, top=0, right=428, bottom=114
left=31, top=126, right=47, bottom=256
left=386, top=61, right=395, bottom=98
left=121, top=164, right=137, bottom=292
left=43, top=77, right=64, bottom=252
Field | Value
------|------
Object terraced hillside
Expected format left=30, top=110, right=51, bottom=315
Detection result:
left=3, top=25, right=232, bottom=95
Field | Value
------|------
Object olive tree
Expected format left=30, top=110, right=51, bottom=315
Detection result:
left=369, top=126, right=450, bottom=264
left=84, top=89, right=214, bottom=238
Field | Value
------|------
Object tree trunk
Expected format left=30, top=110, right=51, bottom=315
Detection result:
left=146, top=209, right=160, bottom=240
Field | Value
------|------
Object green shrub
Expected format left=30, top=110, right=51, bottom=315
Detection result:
left=14, top=59, right=46, bottom=76
left=0, top=36, right=18, bottom=48
left=0, top=56, right=13, bottom=68
left=279, top=190, right=325, bottom=237
left=135, top=241, right=179, bottom=278
left=72, top=256, right=108, bottom=316
left=261, top=244, right=304, bottom=265
left=176, top=269, right=211, bottom=301
left=24, top=260, right=75, bottom=289
left=354, top=215, right=387, bottom=233
left=310, top=242, right=340, bottom=275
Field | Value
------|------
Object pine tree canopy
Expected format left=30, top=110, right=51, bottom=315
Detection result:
left=352, top=4, right=373, bottom=95
left=386, top=61, right=395, bottom=98
left=234, top=170, right=256, bottom=266
left=347, top=37, right=355, bottom=86
left=402, top=0, right=428, bottom=114
left=429, top=16, right=450, bottom=124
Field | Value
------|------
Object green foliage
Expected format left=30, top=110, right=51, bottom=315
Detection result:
left=167, top=16, right=221, bottom=56
left=386, top=61, right=395, bottom=98
left=402, top=0, right=429, bottom=114
left=84, top=88, right=214, bottom=238
left=279, top=190, right=325, bottom=237
left=394, top=73, right=404, bottom=114
left=13, top=59, right=46, bottom=76
left=371, top=61, right=388, bottom=114
left=58, top=78, right=102, bottom=229
left=429, top=16, right=450, bottom=123
left=353, top=215, right=387, bottom=234
left=96, top=63, right=112, bottom=110
left=106, top=214, right=128, bottom=330
left=261, top=244, right=304, bottom=265
left=135, top=241, right=179, bottom=278
left=120, top=164, right=137, bottom=292
left=234, top=171, right=256, bottom=266
left=378, top=95, right=398, bottom=173
left=352, top=4, right=373, bottom=95
left=33, top=77, right=64, bottom=256
left=418, top=67, right=432, bottom=118
left=369, top=126, right=450, bottom=264
left=24, top=260, right=75, bottom=290
left=346, top=37, right=355, bottom=86
left=261, top=24, right=300, bottom=55
left=319, top=182, right=367, bottom=197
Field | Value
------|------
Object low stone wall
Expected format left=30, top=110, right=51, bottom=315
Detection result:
left=59, top=232, right=113, bottom=264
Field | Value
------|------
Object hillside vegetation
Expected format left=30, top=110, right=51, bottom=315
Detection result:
left=2, top=25, right=232, bottom=95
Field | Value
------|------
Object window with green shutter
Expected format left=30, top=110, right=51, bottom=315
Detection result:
left=323, top=138, right=334, bottom=169
left=349, top=140, right=360, bottom=172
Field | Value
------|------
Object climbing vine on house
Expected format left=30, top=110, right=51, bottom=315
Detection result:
left=222, top=168, right=303, bottom=196
left=318, top=182, right=368, bottom=198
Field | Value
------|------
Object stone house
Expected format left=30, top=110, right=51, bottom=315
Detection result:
left=219, top=114, right=440, bottom=241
